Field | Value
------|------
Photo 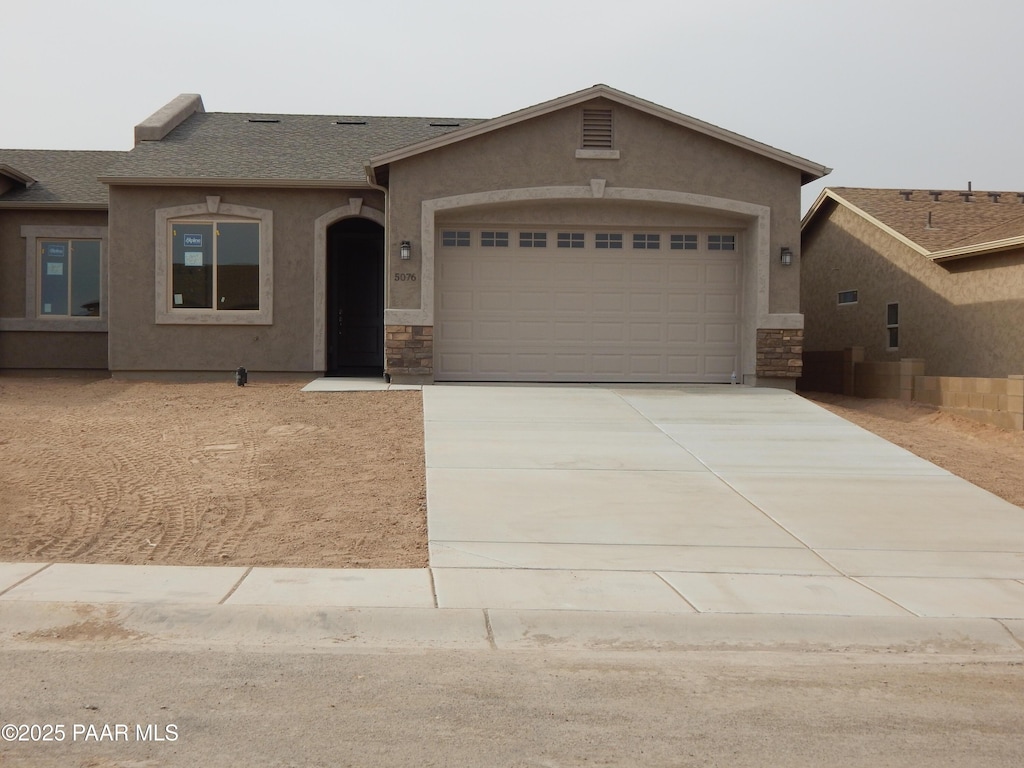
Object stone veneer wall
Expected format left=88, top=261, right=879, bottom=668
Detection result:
left=756, top=328, right=803, bottom=378
left=385, top=325, right=433, bottom=378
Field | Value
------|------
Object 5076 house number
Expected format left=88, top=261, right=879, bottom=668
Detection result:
left=394, top=273, right=417, bottom=282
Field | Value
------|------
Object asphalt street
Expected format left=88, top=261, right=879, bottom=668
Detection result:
left=2, top=640, right=1023, bottom=768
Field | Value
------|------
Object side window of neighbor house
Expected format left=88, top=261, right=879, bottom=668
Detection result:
left=886, top=302, right=899, bottom=349
left=170, top=221, right=260, bottom=310
left=39, top=239, right=101, bottom=317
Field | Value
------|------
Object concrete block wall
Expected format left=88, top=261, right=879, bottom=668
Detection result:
left=839, top=348, right=1023, bottom=431
left=914, top=374, right=1024, bottom=431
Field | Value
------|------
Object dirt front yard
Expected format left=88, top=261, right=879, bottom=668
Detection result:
left=0, top=377, right=427, bottom=568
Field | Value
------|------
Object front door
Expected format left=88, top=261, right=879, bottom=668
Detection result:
left=326, top=217, right=385, bottom=376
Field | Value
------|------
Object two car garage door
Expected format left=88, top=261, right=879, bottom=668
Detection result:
left=434, top=227, right=741, bottom=383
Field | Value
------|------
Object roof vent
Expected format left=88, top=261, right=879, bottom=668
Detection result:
left=581, top=108, right=614, bottom=149
left=987, top=192, right=1001, bottom=203
left=335, top=120, right=368, bottom=125
left=247, top=118, right=280, bottom=123
left=429, top=122, right=461, bottom=127
left=1018, top=193, right=1024, bottom=204
left=929, top=191, right=942, bottom=201
left=899, top=190, right=913, bottom=201
left=959, top=191, right=974, bottom=202
left=925, top=211, right=936, bottom=229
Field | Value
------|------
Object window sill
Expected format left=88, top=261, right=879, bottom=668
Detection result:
left=156, top=309, right=272, bottom=326
left=0, top=318, right=107, bottom=332
left=575, top=149, right=620, bottom=160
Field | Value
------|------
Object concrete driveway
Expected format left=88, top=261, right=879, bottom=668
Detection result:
left=425, top=385, right=1024, bottom=618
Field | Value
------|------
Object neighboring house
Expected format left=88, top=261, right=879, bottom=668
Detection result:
left=801, top=187, right=1024, bottom=378
left=2, top=84, right=829, bottom=385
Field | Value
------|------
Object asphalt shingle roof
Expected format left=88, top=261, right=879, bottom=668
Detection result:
left=829, top=187, right=1024, bottom=252
left=0, top=150, right=119, bottom=206
left=103, top=112, right=485, bottom=183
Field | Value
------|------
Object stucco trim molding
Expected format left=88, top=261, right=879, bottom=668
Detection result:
left=758, top=313, right=804, bottom=330
left=154, top=201, right=274, bottom=325
left=14, top=224, right=109, bottom=332
left=311, top=200, right=386, bottom=371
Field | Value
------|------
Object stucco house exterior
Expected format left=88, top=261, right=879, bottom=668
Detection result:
left=801, top=187, right=1024, bottom=378
left=2, top=85, right=829, bottom=386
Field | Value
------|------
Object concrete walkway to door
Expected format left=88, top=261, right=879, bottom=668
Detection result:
left=424, top=384, right=1024, bottom=619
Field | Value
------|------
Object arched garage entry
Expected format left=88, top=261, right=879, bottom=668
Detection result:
left=391, top=184, right=774, bottom=384
left=429, top=194, right=762, bottom=383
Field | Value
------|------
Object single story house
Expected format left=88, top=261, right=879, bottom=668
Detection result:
left=801, top=187, right=1024, bottom=378
left=2, top=85, right=829, bottom=385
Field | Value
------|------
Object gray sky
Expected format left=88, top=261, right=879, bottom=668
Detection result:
left=3, top=0, right=1020, bottom=211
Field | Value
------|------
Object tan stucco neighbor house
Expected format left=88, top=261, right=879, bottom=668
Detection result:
left=1, top=85, right=829, bottom=386
left=801, top=187, right=1024, bottom=378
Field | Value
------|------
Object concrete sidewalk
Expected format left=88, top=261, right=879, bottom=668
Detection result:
left=2, top=383, right=1024, bottom=652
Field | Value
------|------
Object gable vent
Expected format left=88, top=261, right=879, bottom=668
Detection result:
left=581, top=109, right=614, bottom=149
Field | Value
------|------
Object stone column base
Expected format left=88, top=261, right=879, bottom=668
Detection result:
left=756, top=328, right=803, bottom=379
left=385, top=325, right=433, bottom=382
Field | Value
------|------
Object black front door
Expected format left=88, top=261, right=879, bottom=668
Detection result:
left=326, top=218, right=384, bottom=376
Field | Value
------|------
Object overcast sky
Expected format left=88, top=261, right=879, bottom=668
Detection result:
left=3, top=0, right=1020, bottom=211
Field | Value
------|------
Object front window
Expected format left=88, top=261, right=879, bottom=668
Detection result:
left=39, top=239, right=101, bottom=317
left=170, top=221, right=260, bottom=310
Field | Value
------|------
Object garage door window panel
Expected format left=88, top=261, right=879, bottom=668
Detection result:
left=481, top=231, right=509, bottom=247
left=633, top=233, right=661, bottom=249
left=519, top=232, right=548, bottom=248
left=708, top=234, right=737, bottom=251
left=670, top=234, right=698, bottom=250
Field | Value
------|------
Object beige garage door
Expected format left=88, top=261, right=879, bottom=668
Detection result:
left=435, top=228, right=741, bottom=382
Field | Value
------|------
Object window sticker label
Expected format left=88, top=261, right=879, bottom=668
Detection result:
left=184, top=252, right=203, bottom=267
left=174, top=294, right=184, bottom=305
left=183, top=234, right=203, bottom=247
left=46, top=262, right=64, bottom=276
left=45, top=243, right=67, bottom=259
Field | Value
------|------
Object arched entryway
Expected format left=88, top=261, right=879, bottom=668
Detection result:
left=325, top=217, right=384, bottom=376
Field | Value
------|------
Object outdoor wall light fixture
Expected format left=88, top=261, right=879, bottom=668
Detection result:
left=780, top=246, right=794, bottom=266
left=400, top=240, right=412, bottom=260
